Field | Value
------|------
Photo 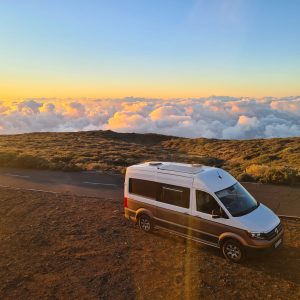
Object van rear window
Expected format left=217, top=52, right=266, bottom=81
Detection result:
left=129, top=178, right=157, bottom=199
left=129, top=179, right=190, bottom=208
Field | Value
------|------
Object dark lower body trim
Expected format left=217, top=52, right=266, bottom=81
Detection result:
left=154, top=217, right=220, bottom=248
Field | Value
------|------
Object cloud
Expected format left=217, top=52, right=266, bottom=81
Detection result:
left=0, top=97, right=299, bottom=139
left=67, top=102, right=86, bottom=117
left=106, top=111, right=150, bottom=132
left=18, top=100, right=43, bottom=114
left=222, top=115, right=260, bottom=139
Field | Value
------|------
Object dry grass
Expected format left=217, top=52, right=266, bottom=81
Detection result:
left=0, top=130, right=299, bottom=184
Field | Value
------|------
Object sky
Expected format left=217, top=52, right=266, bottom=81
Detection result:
left=0, top=1, right=299, bottom=138
left=0, top=0, right=300, bottom=99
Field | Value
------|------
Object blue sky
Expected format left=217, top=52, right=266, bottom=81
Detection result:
left=0, top=0, right=299, bottom=98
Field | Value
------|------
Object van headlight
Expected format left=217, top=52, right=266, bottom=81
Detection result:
left=248, top=231, right=265, bottom=240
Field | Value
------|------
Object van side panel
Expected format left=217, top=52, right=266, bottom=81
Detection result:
left=154, top=205, right=190, bottom=234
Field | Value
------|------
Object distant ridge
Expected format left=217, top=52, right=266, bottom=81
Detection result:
left=0, top=130, right=299, bottom=185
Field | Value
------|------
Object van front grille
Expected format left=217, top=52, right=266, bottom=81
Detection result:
left=263, top=223, right=283, bottom=240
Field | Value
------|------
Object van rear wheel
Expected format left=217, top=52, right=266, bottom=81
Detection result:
left=222, top=239, right=245, bottom=263
left=138, top=214, right=153, bottom=233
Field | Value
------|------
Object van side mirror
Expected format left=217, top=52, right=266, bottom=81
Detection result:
left=212, top=208, right=222, bottom=219
left=212, top=207, right=229, bottom=219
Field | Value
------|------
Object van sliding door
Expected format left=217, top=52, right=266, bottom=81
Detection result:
left=154, top=183, right=191, bottom=235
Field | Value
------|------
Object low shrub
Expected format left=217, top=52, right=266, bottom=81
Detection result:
left=246, top=164, right=300, bottom=184
left=50, top=155, right=73, bottom=163
left=236, top=173, right=255, bottom=182
left=0, top=152, right=49, bottom=169
left=197, top=156, right=225, bottom=167
left=14, top=154, right=49, bottom=169
left=0, top=151, right=18, bottom=167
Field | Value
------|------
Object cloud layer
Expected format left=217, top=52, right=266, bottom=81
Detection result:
left=0, top=97, right=300, bottom=139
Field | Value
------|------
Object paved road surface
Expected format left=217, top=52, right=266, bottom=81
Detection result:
left=0, top=168, right=124, bottom=199
left=0, top=168, right=299, bottom=216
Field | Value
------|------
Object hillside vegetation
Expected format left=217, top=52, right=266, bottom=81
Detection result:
left=0, top=130, right=299, bottom=184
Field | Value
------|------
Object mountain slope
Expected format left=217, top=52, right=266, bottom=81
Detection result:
left=0, top=130, right=299, bottom=184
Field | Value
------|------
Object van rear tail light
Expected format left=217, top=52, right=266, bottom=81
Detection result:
left=124, top=197, right=128, bottom=208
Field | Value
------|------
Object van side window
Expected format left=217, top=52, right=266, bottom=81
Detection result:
left=159, top=184, right=190, bottom=208
left=196, top=190, right=220, bottom=214
left=129, top=178, right=157, bottom=199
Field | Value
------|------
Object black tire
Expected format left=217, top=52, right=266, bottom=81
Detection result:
left=138, top=214, right=153, bottom=233
left=222, top=239, right=245, bottom=263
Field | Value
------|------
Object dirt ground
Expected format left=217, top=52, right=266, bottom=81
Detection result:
left=0, top=188, right=299, bottom=299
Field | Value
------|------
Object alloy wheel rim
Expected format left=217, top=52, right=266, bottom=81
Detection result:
left=225, top=244, right=241, bottom=261
left=140, top=218, right=151, bottom=231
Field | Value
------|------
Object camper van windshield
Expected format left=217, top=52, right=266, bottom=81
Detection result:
left=215, top=183, right=259, bottom=217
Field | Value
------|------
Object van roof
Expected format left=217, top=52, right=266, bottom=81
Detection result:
left=126, top=162, right=237, bottom=192
left=129, top=162, right=211, bottom=176
left=157, top=163, right=204, bottom=174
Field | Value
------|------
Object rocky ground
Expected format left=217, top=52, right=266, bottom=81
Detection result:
left=0, top=187, right=299, bottom=299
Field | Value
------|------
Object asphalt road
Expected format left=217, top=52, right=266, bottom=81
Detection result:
left=0, top=168, right=299, bottom=216
left=0, top=168, right=124, bottom=199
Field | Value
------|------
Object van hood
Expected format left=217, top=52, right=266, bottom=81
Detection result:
left=234, top=204, right=280, bottom=232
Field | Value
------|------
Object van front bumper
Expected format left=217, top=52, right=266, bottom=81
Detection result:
left=244, top=233, right=284, bottom=257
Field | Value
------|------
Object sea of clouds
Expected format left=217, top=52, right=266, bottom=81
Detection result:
left=0, top=96, right=299, bottom=139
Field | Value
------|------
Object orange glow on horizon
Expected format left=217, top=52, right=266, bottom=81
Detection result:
left=1, top=83, right=300, bottom=101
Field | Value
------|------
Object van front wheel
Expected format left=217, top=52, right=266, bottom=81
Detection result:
left=222, top=239, right=245, bottom=263
left=138, top=214, right=153, bottom=233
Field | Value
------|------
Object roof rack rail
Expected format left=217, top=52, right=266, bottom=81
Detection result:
left=158, top=164, right=203, bottom=174
left=192, top=164, right=203, bottom=167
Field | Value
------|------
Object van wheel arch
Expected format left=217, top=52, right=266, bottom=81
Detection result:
left=219, top=233, right=247, bottom=248
left=219, top=236, right=232, bottom=247
left=135, top=208, right=154, bottom=221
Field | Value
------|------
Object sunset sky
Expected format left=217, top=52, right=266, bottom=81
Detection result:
left=1, top=0, right=300, bottom=99
left=0, top=1, right=300, bottom=138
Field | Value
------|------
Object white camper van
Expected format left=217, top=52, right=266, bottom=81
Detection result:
left=124, top=162, right=283, bottom=262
